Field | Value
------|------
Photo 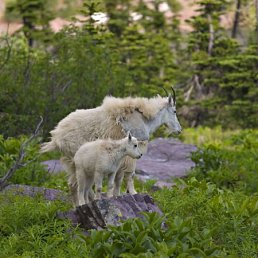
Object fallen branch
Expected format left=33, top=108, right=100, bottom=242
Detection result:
left=0, top=117, right=44, bottom=191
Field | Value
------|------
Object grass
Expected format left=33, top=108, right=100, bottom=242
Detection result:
left=0, top=127, right=258, bottom=257
left=0, top=194, right=89, bottom=258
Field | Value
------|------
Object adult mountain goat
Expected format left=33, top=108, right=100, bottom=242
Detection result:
left=75, top=133, right=142, bottom=205
left=41, top=89, right=182, bottom=206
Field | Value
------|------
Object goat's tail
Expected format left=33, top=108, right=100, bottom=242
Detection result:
left=40, top=140, right=57, bottom=153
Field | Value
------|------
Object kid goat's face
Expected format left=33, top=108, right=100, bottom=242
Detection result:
left=127, top=134, right=142, bottom=159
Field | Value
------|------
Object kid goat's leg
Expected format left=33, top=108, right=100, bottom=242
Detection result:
left=77, top=170, right=94, bottom=205
left=76, top=168, right=87, bottom=206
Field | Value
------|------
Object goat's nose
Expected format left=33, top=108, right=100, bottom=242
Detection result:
left=137, top=154, right=142, bottom=159
left=140, top=153, right=143, bottom=157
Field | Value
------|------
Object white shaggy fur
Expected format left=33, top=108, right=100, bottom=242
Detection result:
left=41, top=95, right=182, bottom=206
left=74, top=134, right=142, bottom=205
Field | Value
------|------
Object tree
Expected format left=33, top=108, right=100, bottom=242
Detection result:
left=6, top=0, right=54, bottom=47
left=181, top=0, right=258, bottom=128
left=231, top=0, right=242, bottom=38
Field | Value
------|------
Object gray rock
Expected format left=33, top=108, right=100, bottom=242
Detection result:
left=151, top=181, right=175, bottom=191
left=136, top=138, right=197, bottom=182
left=42, top=160, right=64, bottom=174
left=1, top=184, right=71, bottom=202
left=75, top=194, right=163, bottom=230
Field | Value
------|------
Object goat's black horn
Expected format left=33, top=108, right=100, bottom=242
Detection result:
left=171, top=86, right=176, bottom=104
left=162, top=86, right=169, bottom=97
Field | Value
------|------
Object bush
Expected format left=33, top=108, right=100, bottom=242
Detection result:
left=154, top=179, right=258, bottom=257
left=188, top=129, right=258, bottom=193
left=0, top=26, right=129, bottom=138
left=0, top=135, right=50, bottom=186
left=84, top=212, right=225, bottom=257
left=0, top=194, right=88, bottom=258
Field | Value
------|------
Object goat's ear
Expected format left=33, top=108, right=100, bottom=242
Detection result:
left=128, top=131, right=132, bottom=142
left=168, top=94, right=172, bottom=105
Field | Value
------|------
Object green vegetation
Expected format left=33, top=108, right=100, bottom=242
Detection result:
left=181, top=127, right=258, bottom=193
left=0, top=135, right=49, bottom=186
left=0, top=194, right=88, bottom=258
left=0, top=0, right=258, bottom=257
left=1, top=0, right=258, bottom=137
left=1, top=128, right=258, bottom=257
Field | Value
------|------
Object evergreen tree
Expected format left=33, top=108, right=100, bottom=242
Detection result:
left=101, top=0, right=182, bottom=96
left=182, top=0, right=258, bottom=128
left=6, top=0, right=54, bottom=47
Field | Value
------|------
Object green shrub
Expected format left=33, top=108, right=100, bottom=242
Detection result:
left=0, top=135, right=49, bottom=186
left=0, top=194, right=88, bottom=258
left=0, top=27, right=129, bottom=138
left=154, top=178, right=258, bottom=257
left=84, top=212, right=224, bottom=257
left=1, top=128, right=258, bottom=257
left=42, top=172, right=69, bottom=192
left=189, top=130, right=258, bottom=193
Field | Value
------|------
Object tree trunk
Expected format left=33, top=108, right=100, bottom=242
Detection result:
left=232, top=0, right=241, bottom=38
left=208, top=15, right=214, bottom=56
left=255, top=0, right=258, bottom=44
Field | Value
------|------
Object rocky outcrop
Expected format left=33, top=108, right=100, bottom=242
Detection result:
left=75, top=194, right=162, bottom=230
left=136, top=138, right=197, bottom=184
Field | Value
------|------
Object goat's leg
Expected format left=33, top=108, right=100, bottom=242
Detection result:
left=76, top=169, right=87, bottom=206
left=95, top=171, right=103, bottom=200
left=83, top=175, right=94, bottom=205
left=124, top=171, right=137, bottom=194
left=113, top=170, right=124, bottom=196
left=124, top=159, right=137, bottom=194
left=107, top=172, right=116, bottom=198
left=61, top=157, right=78, bottom=207
left=88, top=188, right=95, bottom=201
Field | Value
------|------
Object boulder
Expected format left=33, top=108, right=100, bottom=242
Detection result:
left=75, top=194, right=162, bottom=230
left=136, top=138, right=197, bottom=182
left=42, top=159, right=64, bottom=174
left=2, top=184, right=70, bottom=202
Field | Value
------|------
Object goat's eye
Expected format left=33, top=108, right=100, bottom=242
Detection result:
left=134, top=144, right=137, bottom=148
left=174, top=111, right=176, bottom=114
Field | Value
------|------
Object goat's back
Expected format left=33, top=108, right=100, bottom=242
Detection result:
left=49, top=107, right=125, bottom=157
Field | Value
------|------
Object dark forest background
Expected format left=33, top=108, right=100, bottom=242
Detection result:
left=0, top=0, right=257, bottom=138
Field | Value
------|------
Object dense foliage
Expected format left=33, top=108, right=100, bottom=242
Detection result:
left=0, top=128, right=258, bottom=257
left=0, top=0, right=257, bottom=257
left=181, top=127, right=258, bottom=193
left=0, top=0, right=257, bottom=137
left=0, top=135, right=48, bottom=185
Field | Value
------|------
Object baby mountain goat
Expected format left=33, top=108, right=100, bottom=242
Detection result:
left=74, top=133, right=142, bottom=206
